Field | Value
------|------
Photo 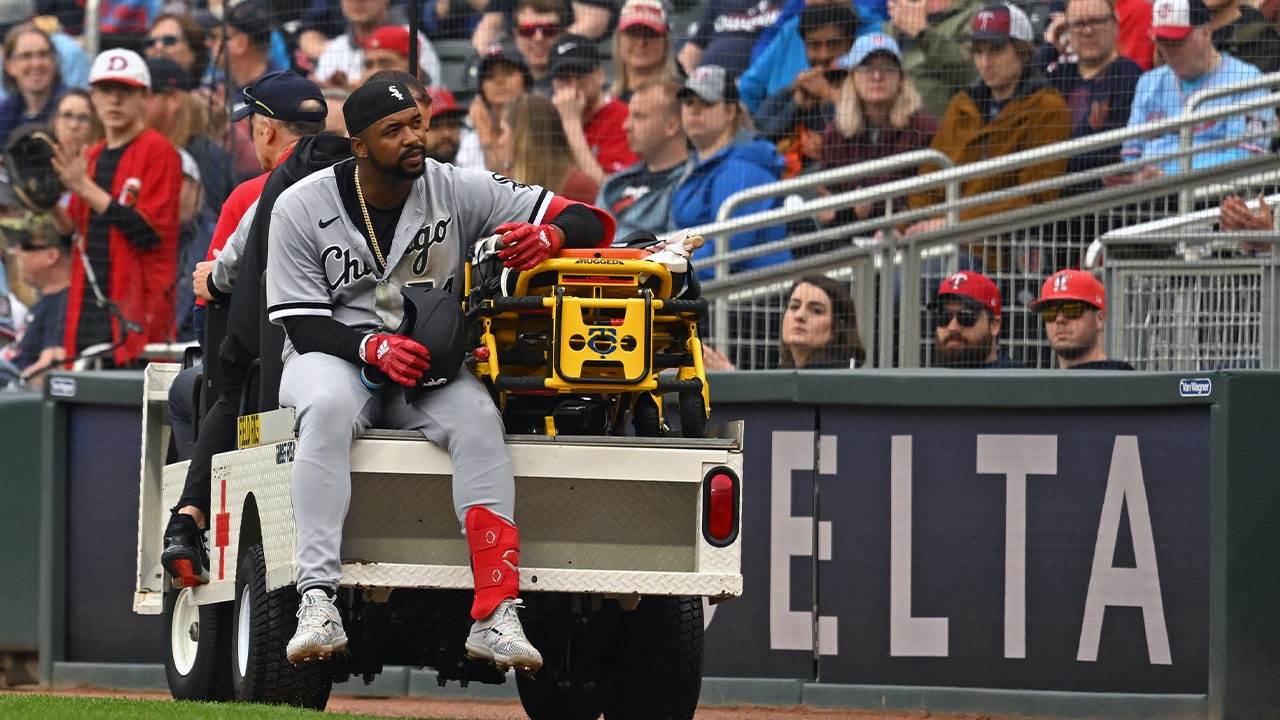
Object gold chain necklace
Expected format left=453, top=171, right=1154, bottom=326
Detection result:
left=353, top=166, right=388, bottom=270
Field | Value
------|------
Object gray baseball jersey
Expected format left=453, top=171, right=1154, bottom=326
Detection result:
left=210, top=197, right=259, bottom=295
left=266, top=157, right=553, bottom=340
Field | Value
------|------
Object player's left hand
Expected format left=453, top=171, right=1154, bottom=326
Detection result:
left=495, top=222, right=562, bottom=270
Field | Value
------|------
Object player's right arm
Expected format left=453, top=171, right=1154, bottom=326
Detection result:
left=265, top=182, right=428, bottom=386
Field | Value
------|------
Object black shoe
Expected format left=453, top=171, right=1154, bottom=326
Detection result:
left=160, top=512, right=209, bottom=589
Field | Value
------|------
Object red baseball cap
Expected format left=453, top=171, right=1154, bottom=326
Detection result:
left=1030, top=270, right=1106, bottom=311
left=930, top=271, right=1001, bottom=317
left=1149, top=0, right=1211, bottom=41
left=365, top=25, right=411, bottom=57
left=618, top=0, right=668, bottom=33
left=426, top=86, right=467, bottom=119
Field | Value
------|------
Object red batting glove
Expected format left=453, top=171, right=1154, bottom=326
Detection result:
left=495, top=222, right=562, bottom=270
left=361, top=334, right=431, bottom=387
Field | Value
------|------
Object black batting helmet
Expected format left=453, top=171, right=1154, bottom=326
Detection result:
left=395, top=285, right=467, bottom=400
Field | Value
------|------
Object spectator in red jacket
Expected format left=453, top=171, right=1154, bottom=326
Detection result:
left=550, top=34, right=639, bottom=186
left=51, top=47, right=181, bottom=366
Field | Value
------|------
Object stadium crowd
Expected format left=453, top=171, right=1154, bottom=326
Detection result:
left=0, top=0, right=1277, bottom=381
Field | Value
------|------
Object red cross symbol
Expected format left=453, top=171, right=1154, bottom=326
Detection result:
left=215, top=480, right=231, bottom=580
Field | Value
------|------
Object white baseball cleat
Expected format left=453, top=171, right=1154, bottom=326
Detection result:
left=465, top=598, right=543, bottom=672
left=287, top=588, right=348, bottom=664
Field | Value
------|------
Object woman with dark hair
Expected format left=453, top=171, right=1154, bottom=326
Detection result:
left=50, top=88, right=104, bottom=152
left=779, top=274, right=867, bottom=369
left=145, top=13, right=209, bottom=84
left=704, top=274, right=868, bottom=370
left=470, top=42, right=534, bottom=172
left=0, top=22, right=63, bottom=148
left=499, top=92, right=599, bottom=202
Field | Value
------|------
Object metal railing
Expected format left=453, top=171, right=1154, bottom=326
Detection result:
left=683, top=73, right=1280, bottom=369
left=1096, top=194, right=1280, bottom=371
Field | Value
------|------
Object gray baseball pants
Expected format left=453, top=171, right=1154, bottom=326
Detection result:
left=279, top=351, right=515, bottom=594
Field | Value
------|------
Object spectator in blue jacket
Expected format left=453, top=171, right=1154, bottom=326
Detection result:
left=671, top=65, right=790, bottom=279
left=599, top=79, right=691, bottom=241
left=1114, top=0, right=1272, bottom=181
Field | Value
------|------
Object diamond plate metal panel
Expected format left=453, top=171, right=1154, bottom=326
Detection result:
left=135, top=363, right=183, bottom=614
left=153, top=431, right=743, bottom=605
left=338, top=563, right=742, bottom=598
left=216, top=441, right=298, bottom=592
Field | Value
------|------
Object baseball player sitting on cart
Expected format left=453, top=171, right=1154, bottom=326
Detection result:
left=264, top=79, right=610, bottom=670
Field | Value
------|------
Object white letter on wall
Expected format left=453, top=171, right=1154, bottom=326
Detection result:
left=1077, top=436, right=1171, bottom=665
left=976, top=434, right=1058, bottom=659
left=890, top=435, right=948, bottom=656
left=769, top=431, right=838, bottom=654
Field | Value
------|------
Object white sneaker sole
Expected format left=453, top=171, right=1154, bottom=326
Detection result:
left=287, top=636, right=349, bottom=664
left=464, top=639, right=542, bottom=672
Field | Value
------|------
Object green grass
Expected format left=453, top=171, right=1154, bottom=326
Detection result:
left=0, top=694, right=455, bottom=720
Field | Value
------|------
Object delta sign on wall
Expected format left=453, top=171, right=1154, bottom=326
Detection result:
left=703, top=404, right=1209, bottom=695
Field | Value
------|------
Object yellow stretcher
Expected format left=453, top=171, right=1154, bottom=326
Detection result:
left=464, top=247, right=709, bottom=438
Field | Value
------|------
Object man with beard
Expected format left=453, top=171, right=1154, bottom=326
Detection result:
left=423, top=86, right=474, bottom=167
left=265, top=78, right=608, bottom=668
left=929, top=270, right=1022, bottom=368
left=1029, top=269, right=1133, bottom=369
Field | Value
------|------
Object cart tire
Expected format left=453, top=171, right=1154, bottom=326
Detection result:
left=602, top=596, right=703, bottom=720
left=678, top=391, right=708, bottom=439
left=163, top=586, right=233, bottom=701
left=631, top=392, right=661, bottom=437
left=516, top=668, right=603, bottom=720
left=231, top=543, right=333, bottom=709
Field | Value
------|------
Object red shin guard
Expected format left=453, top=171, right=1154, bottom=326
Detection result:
left=465, top=506, right=521, bottom=620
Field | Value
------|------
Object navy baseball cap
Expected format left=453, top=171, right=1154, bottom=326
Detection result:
left=147, top=56, right=196, bottom=93
left=223, top=1, right=275, bottom=47
left=479, top=41, right=533, bottom=87
left=549, top=34, right=601, bottom=77
left=231, top=71, right=327, bottom=122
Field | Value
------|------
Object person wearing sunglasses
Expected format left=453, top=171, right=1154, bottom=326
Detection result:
left=145, top=13, right=208, bottom=85
left=1029, top=269, right=1133, bottom=370
left=471, top=0, right=612, bottom=62
left=0, top=212, right=70, bottom=386
left=928, top=269, right=1022, bottom=368
left=510, top=0, right=570, bottom=94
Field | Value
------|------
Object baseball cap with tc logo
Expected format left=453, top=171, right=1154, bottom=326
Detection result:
left=968, top=2, right=1034, bottom=43
left=929, top=270, right=1002, bottom=317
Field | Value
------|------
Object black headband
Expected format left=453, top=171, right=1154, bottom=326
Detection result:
left=343, top=80, right=419, bottom=137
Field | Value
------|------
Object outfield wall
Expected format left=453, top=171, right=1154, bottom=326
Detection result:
left=6, top=369, right=1278, bottom=718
